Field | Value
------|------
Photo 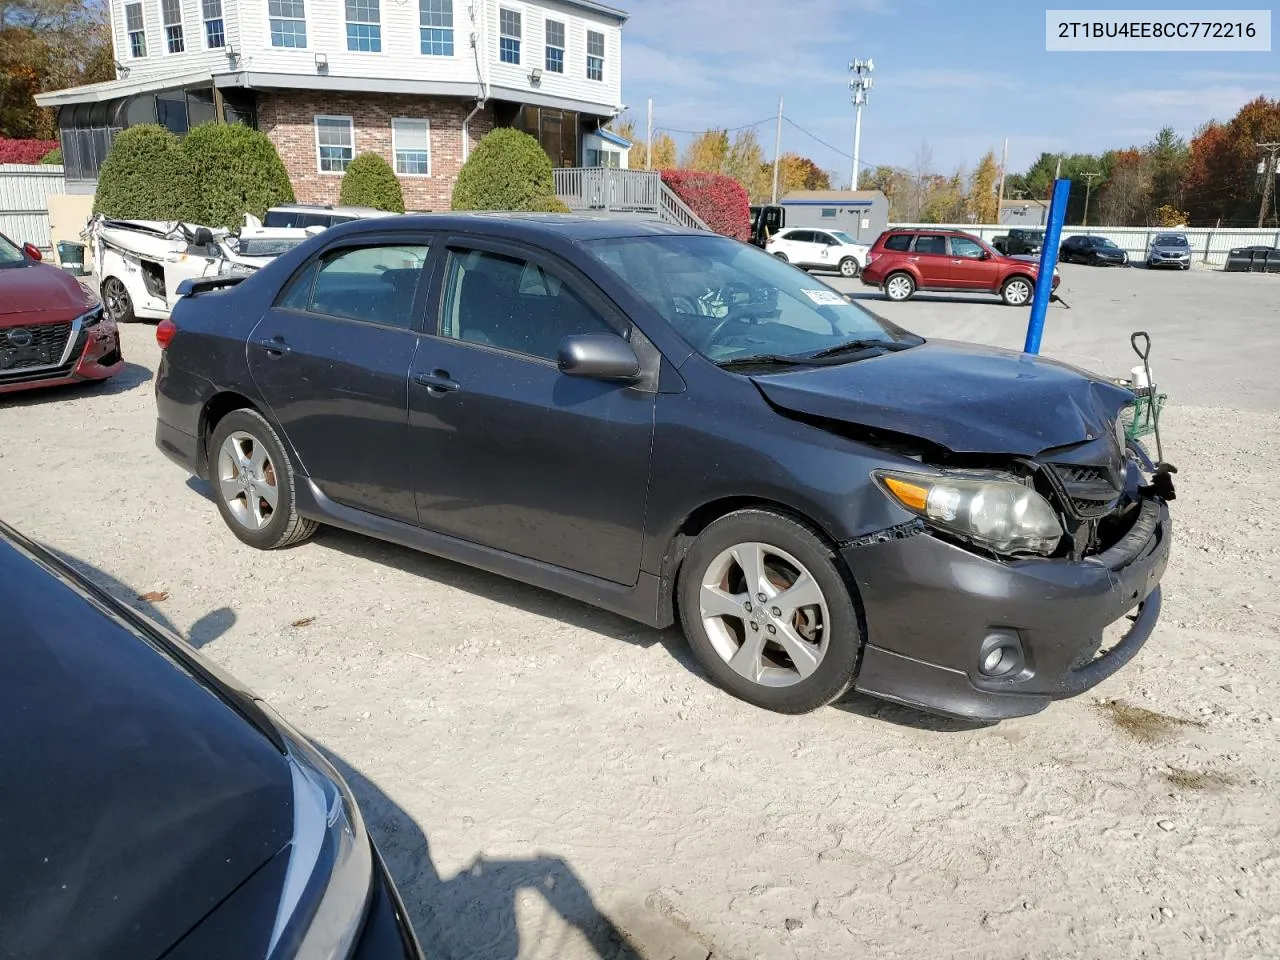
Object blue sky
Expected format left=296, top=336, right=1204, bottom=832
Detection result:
left=619, top=0, right=1279, bottom=181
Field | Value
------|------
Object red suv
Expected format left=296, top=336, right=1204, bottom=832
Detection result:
left=862, top=229, right=1060, bottom=306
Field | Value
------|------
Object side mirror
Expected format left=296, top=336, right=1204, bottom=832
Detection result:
left=980, top=250, right=991, bottom=260
left=557, top=333, right=640, bottom=382
left=23, top=242, right=42, bottom=261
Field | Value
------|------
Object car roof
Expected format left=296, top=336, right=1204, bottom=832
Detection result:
left=267, top=203, right=391, bottom=216
left=318, top=211, right=709, bottom=244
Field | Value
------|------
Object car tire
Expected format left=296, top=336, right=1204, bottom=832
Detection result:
left=1088, top=252, right=1100, bottom=266
left=100, top=276, right=136, bottom=323
left=677, top=509, right=862, bottom=714
left=838, top=257, right=860, bottom=278
left=1181, top=263, right=1190, bottom=271
left=208, top=408, right=319, bottom=550
left=883, top=272, right=915, bottom=301
left=1001, top=276, right=1034, bottom=307
left=773, top=252, right=789, bottom=262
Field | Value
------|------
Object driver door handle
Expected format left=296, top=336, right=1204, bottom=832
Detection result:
left=415, top=370, right=460, bottom=395
left=256, top=337, right=291, bottom=356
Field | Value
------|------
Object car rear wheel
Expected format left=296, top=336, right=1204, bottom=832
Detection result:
left=678, top=509, right=862, bottom=714
left=101, top=277, right=135, bottom=323
left=1001, top=276, right=1033, bottom=306
left=839, top=257, right=860, bottom=278
left=208, top=408, right=318, bottom=550
left=884, top=272, right=915, bottom=301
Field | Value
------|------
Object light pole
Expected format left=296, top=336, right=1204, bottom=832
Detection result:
left=848, top=58, right=874, bottom=190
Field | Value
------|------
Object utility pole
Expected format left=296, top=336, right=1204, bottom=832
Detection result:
left=1257, top=142, right=1280, bottom=228
left=770, top=95, right=784, bottom=204
left=1054, top=154, right=1062, bottom=180
left=848, top=57, right=874, bottom=190
left=1081, top=170, right=1100, bottom=226
left=996, top=137, right=1009, bottom=223
left=645, top=98, right=653, bottom=171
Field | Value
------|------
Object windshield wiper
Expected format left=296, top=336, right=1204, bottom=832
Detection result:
left=804, top=338, right=917, bottom=360
left=716, top=353, right=820, bottom=369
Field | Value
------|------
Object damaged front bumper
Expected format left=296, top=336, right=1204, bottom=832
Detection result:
left=845, top=496, right=1172, bottom=722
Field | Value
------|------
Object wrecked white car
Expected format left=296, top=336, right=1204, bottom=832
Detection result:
left=83, top=215, right=322, bottom=322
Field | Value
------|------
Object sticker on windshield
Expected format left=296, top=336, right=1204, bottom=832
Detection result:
left=801, top=288, right=848, bottom=306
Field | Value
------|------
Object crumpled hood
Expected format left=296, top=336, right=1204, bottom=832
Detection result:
left=751, top=338, right=1134, bottom=456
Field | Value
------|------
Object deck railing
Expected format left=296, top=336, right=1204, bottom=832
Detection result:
left=554, top=167, right=708, bottom=230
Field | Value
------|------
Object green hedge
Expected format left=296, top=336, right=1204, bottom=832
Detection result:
left=40, top=147, right=62, bottom=165
left=339, top=152, right=405, bottom=212
left=92, top=125, right=192, bottom=220
left=181, top=124, right=295, bottom=229
left=451, top=128, right=557, bottom=212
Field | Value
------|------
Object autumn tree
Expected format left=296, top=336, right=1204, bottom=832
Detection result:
left=1183, top=97, right=1280, bottom=224
left=867, top=164, right=914, bottom=219
left=681, top=129, right=729, bottom=173
left=1145, top=126, right=1188, bottom=213
left=724, top=127, right=769, bottom=201
left=966, top=150, right=1000, bottom=223
left=1097, top=149, right=1150, bottom=225
left=769, top=153, right=830, bottom=197
left=648, top=132, right=677, bottom=169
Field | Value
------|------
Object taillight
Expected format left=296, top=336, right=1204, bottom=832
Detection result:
left=156, top=317, right=176, bottom=349
left=866, top=252, right=878, bottom=265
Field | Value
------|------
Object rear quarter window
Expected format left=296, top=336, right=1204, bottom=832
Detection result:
left=883, top=234, right=912, bottom=252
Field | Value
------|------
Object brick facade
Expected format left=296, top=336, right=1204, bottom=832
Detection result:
left=256, top=91, right=495, bottom=212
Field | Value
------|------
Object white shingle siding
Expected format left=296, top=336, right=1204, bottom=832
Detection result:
left=109, top=0, right=243, bottom=77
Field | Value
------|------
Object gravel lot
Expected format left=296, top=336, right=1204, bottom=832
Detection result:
left=2, top=262, right=1278, bottom=960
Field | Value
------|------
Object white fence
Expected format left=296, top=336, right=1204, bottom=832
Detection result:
left=0, top=163, right=65, bottom=252
left=888, top=222, right=1280, bottom=267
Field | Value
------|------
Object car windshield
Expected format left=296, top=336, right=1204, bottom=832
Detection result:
left=1097, top=238, right=1118, bottom=248
left=0, top=234, right=27, bottom=268
left=829, top=231, right=860, bottom=245
left=587, top=234, right=915, bottom=364
left=234, top=237, right=308, bottom=257
left=1155, top=235, right=1188, bottom=246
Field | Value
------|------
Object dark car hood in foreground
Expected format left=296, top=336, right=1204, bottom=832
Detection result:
left=751, top=338, right=1133, bottom=456
left=0, top=532, right=293, bottom=960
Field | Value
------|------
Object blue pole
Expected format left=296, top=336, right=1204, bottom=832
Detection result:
left=1023, top=176, right=1071, bottom=355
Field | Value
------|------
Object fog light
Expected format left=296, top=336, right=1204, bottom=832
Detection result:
left=982, top=648, right=1007, bottom=674
left=977, top=631, right=1025, bottom=678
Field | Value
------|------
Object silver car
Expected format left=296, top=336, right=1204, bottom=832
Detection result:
left=1146, top=232, right=1192, bottom=270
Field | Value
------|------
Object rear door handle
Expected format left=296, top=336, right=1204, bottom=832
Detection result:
left=414, top=370, right=460, bottom=394
left=256, top=337, right=291, bottom=356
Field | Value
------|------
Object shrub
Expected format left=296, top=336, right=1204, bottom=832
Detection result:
left=452, top=128, right=557, bottom=212
left=180, top=124, right=295, bottom=229
left=0, top=138, right=60, bottom=164
left=39, top=147, right=62, bottom=165
left=339, top=152, right=405, bottom=212
left=660, top=170, right=751, bottom=241
left=525, top=195, right=571, bottom=213
left=93, top=125, right=193, bottom=220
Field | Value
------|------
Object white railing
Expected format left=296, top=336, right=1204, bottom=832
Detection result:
left=888, top=222, right=1280, bottom=267
left=0, top=163, right=65, bottom=251
left=554, top=167, right=709, bottom=230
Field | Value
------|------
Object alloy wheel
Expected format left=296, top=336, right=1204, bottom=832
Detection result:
left=1004, top=278, right=1032, bottom=305
left=217, top=431, right=280, bottom=530
left=101, top=278, right=130, bottom=321
left=885, top=275, right=913, bottom=300
left=840, top=258, right=859, bottom=278
left=697, top=541, right=830, bottom=688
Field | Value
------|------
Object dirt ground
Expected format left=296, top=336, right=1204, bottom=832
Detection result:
left=2, top=263, right=1278, bottom=960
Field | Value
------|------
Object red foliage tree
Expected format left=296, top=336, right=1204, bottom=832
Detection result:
left=660, top=169, right=750, bottom=241
left=0, top=138, right=60, bottom=164
left=1182, top=96, right=1280, bottom=223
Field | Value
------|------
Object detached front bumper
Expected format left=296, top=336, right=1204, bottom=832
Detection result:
left=846, top=498, right=1172, bottom=722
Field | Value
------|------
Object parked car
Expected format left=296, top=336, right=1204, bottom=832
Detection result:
left=748, top=204, right=785, bottom=247
left=154, top=215, right=1172, bottom=723
left=261, top=204, right=398, bottom=230
left=0, top=517, right=424, bottom=960
left=991, top=228, right=1045, bottom=257
left=765, top=227, right=869, bottom=277
left=0, top=231, right=122, bottom=396
left=1145, top=232, right=1192, bottom=270
left=861, top=229, right=1060, bottom=305
left=1060, top=235, right=1129, bottom=266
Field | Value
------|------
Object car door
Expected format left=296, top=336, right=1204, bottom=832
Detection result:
left=947, top=234, right=1000, bottom=289
left=779, top=230, right=814, bottom=264
left=909, top=233, right=950, bottom=287
left=407, top=238, right=657, bottom=586
left=810, top=231, right=842, bottom=270
left=246, top=236, right=431, bottom=524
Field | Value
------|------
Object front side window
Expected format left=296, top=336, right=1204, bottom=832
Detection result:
left=0, top=234, right=27, bottom=267
left=392, top=118, right=430, bottom=175
left=162, top=0, right=185, bottom=53
left=305, top=245, right=430, bottom=328
left=419, top=0, right=453, bottom=55
left=315, top=116, right=353, bottom=173
left=586, top=29, right=604, bottom=81
left=499, top=8, right=521, bottom=64
left=345, top=0, right=381, bottom=51
left=587, top=234, right=908, bottom=364
left=545, top=19, right=564, bottom=72
left=949, top=236, right=985, bottom=258
left=269, top=0, right=307, bottom=48
left=125, top=1, right=147, bottom=57
left=202, top=0, right=225, bottom=47
left=439, top=248, right=615, bottom=361
left=829, top=231, right=859, bottom=245
left=883, top=233, right=912, bottom=252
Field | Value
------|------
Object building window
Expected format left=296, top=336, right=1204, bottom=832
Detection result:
left=586, top=30, right=604, bottom=81
left=544, top=19, right=564, bottom=73
left=125, top=1, right=146, bottom=57
left=821, top=208, right=837, bottom=219
left=269, top=0, right=307, bottom=48
left=162, top=0, right=185, bottom=52
left=393, top=118, right=430, bottom=175
left=499, top=8, right=520, bottom=64
left=586, top=148, right=619, bottom=168
left=315, top=116, right=353, bottom=173
left=419, top=0, right=453, bottom=55
left=345, top=0, right=380, bottom=51
left=202, top=0, right=225, bottom=47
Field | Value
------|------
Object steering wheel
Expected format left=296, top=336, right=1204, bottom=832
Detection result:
left=701, top=282, right=760, bottom=347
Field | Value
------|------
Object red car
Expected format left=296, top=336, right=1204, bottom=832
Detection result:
left=862, top=229, right=1060, bottom=306
left=0, top=233, right=122, bottom=395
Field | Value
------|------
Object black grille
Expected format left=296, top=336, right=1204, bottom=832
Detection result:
left=1044, top=461, right=1122, bottom=520
left=0, top=326, right=83, bottom=386
left=0, top=322, right=72, bottom=372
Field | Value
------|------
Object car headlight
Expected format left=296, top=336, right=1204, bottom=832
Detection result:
left=78, top=305, right=105, bottom=328
left=266, top=732, right=373, bottom=960
left=218, top=259, right=258, bottom=276
left=873, top=469, right=1063, bottom=556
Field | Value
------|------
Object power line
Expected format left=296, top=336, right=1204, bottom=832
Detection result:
left=652, top=116, right=775, bottom=137
left=782, top=117, right=878, bottom=169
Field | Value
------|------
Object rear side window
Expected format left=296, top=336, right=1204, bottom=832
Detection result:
left=304, top=244, right=430, bottom=328
left=787, top=230, right=813, bottom=243
left=262, top=210, right=297, bottom=227
left=912, top=234, right=947, bottom=254
left=883, top=234, right=912, bottom=252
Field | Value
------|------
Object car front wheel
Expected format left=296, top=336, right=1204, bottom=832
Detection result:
left=1001, top=276, right=1033, bottom=306
left=101, top=277, right=136, bottom=323
left=839, top=257, right=860, bottom=278
left=208, top=408, right=319, bottom=550
left=773, top=252, right=789, bottom=262
left=884, top=272, right=915, bottom=301
left=678, top=509, right=862, bottom=714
